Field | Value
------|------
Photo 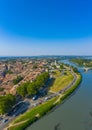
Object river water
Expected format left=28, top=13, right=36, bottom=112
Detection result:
left=27, top=60, right=92, bottom=130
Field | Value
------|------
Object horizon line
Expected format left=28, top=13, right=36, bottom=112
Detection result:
left=0, top=55, right=92, bottom=57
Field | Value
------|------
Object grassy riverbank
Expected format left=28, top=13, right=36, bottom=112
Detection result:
left=58, top=73, right=82, bottom=103
left=7, top=97, right=58, bottom=130
left=50, top=70, right=74, bottom=92
left=7, top=73, right=82, bottom=130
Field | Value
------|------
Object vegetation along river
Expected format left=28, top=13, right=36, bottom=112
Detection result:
left=27, top=60, right=92, bottom=130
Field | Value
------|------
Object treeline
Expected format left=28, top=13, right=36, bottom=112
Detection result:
left=13, top=76, right=23, bottom=85
left=17, top=72, right=49, bottom=97
left=72, top=67, right=79, bottom=73
left=70, top=58, right=92, bottom=67
left=70, top=59, right=84, bottom=66
left=0, top=94, right=16, bottom=115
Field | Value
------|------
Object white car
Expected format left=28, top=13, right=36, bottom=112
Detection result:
left=44, top=97, right=49, bottom=101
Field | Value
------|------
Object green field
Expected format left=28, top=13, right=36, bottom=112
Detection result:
left=50, top=70, right=74, bottom=93
left=59, top=73, right=82, bottom=103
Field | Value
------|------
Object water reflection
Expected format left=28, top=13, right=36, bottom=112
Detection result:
left=54, top=123, right=61, bottom=130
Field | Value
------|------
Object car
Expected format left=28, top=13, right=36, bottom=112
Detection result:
left=13, top=113, right=19, bottom=117
left=2, top=118, right=8, bottom=123
left=0, top=117, right=3, bottom=121
left=44, top=97, right=49, bottom=101
left=32, top=95, right=38, bottom=100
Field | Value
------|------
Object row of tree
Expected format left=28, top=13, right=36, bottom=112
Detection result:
left=0, top=94, right=16, bottom=115
left=17, top=72, right=49, bottom=97
left=71, top=66, right=79, bottom=73
left=13, top=76, right=23, bottom=85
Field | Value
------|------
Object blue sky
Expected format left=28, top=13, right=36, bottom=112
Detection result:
left=0, top=0, right=92, bottom=56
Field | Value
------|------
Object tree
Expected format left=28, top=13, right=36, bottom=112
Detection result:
left=0, top=87, right=4, bottom=91
left=33, top=64, right=38, bottom=69
left=0, top=94, right=16, bottom=115
left=6, top=94, right=16, bottom=106
left=13, top=76, right=23, bottom=85
left=60, top=64, right=64, bottom=69
left=17, top=72, right=49, bottom=97
left=73, top=67, right=79, bottom=73
left=27, top=82, right=37, bottom=96
left=17, top=82, right=29, bottom=97
left=52, top=65, right=56, bottom=69
left=35, top=72, right=49, bottom=88
left=6, top=69, right=13, bottom=74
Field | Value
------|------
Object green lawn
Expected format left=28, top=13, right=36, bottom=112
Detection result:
left=50, top=70, right=74, bottom=92
left=52, top=70, right=61, bottom=77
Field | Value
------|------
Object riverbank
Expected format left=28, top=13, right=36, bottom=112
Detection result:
left=49, top=70, right=74, bottom=93
left=59, top=73, right=82, bottom=103
left=6, top=72, right=82, bottom=130
left=6, top=97, right=58, bottom=130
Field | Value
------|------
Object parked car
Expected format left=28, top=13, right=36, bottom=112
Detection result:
left=32, top=95, right=38, bottom=100
left=2, top=118, right=8, bottom=123
left=0, top=117, right=3, bottom=121
left=44, top=97, right=49, bottom=101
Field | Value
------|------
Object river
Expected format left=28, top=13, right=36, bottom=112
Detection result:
left=27, top=60, right=92, bottom=130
